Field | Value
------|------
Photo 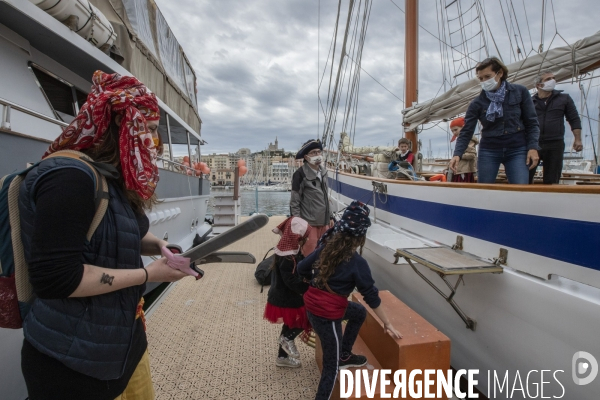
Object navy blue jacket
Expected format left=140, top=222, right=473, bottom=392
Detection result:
left=19, top=157, right=145, bottom=381
left=297, top=246, right=381, bottom=309
left=454, top=81, right=540, bottom=157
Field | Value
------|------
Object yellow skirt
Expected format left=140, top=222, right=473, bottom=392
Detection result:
left=114, top=349, right=155, bottom=400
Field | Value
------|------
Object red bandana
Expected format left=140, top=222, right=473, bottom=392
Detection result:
left=43, top=70, right=160, bottom=200
left=272, top=217, right=311, bottom=256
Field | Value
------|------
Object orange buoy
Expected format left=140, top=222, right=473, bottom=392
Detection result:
left=429, top=174, right=447, bottom=182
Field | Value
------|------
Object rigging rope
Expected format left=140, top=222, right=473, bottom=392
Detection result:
left=388, top=0, right=479, bottom=64
left=322, top=0, right=356, bottom=156
left=346, top=56, right=403, bottom=103
left=580, top=79, right=599, bottom=162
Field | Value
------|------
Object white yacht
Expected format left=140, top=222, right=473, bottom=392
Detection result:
left=0, top=1, right=211, bottom=398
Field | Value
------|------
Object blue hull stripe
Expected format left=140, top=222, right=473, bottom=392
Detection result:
left=328, top=177, right=600, bottom=271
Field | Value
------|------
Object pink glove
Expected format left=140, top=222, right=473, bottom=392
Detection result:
left=161, top=246, right=198, bottom=278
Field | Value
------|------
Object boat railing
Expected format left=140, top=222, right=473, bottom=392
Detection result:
left=0, top=97, right=69, bottom=130
left=0, top=99, right=207, bottom=179
left=157, top=156, right=207, bottom=178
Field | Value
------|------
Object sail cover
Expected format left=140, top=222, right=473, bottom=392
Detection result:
left=402, top=31, right=600, bottom=131
left=91, top=0, right=201, bottom=133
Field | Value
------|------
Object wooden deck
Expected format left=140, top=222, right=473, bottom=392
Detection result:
left=146, top=216, right=321, bottom=399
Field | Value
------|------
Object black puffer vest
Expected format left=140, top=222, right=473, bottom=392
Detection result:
left=18, top=157, right=144, bottom=380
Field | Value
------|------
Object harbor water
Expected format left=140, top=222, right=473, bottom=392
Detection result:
left=207, top=189, right=291, bottom=216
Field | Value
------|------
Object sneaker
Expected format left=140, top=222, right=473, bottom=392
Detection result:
left=339, top=353, right=367, bottom=369
left=276, top=356, right=302, bottom=368
left=278, top=335, right=300, bottom=358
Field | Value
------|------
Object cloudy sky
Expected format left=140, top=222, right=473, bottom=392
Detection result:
left=157, top=0, right=600, bottom=160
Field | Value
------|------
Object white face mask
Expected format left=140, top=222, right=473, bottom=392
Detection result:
left=480, top=74, right=499, bottom=92
left=541, top=79, right=556, bottom=91
left=306, top=155, right=322, bottom=165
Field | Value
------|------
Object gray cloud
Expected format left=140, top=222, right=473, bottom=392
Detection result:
left=157, top=0, right=599, bottom=160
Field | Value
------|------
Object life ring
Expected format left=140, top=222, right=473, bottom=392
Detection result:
left=429, top=174, right=447, bottom=182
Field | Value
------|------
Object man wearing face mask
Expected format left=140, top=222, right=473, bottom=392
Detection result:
left=449, top=57, right=540, bottom=184
left=528, top=70, right=582, bottom=184
left=290, top=139, right=331, bottom=255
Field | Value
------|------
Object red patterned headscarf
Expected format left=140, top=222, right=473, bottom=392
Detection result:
left=43, top=70, right=160, bottom=199
left=272, top=217, right=312, bottom=256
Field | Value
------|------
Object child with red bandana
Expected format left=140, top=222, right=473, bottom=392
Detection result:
left=450, top=117, right=478, bottom=183
left=263, top=217, right=312, bottom=368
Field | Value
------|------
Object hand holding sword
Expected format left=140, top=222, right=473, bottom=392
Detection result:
left=152, top=214, right=270, bottom=281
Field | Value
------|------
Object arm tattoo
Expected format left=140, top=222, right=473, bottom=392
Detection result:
left=100, top=273, right=115, bottom=286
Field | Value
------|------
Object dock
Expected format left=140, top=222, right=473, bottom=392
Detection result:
left=146, top=216, right=321, bottom=399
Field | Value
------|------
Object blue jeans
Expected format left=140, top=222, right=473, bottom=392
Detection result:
left=477, top=146, right=530, bottom=184
left=307, top=302, right=367, bottom=400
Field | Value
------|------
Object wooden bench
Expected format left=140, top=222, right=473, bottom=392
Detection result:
left=314, top=290, right=451, bottom=399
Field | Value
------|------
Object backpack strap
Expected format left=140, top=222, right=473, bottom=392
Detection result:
left=44, top=150, right=110, bottom=241
left=3, top=151, right=110, bottom=307
left=259, top=247, right=276, bottom=294
left=263, top=247, right=275, bottom=260
left=7, top=174, right=33, bottom=303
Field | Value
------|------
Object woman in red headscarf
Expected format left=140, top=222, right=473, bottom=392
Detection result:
left=19, top=71, right=193, bottom=400
left=449, top=117, right=478, bottom=183
left=263, top=217, right=312, bottom=368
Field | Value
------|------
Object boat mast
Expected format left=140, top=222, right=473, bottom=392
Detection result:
left=404, top=0, right=418, bottom=167
left=597, top=103, right=600, bottom=173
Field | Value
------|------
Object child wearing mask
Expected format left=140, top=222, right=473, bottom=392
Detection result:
left=263, top=217, right=312, bottom=368
left=298, top=201, right=402, bottom=400
left=449, top=117, right=478, bottom=183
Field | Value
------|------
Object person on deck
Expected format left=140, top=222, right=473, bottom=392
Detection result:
left=298, top=201, right=401, bottom=400
left=449, top=57, right=540, bottom=184
left=528, top=70, right=583, bottom=184
left=263, top=217, right=312, bottom=368
left=18, top=71, right=194, bottom=400
left=290, top=139, right=332, bottom=256
left=449, top=117, right=478, bottom=183
left=388, top=138, right=415, bottom=172
left=396, top=137, right=414, bottom=164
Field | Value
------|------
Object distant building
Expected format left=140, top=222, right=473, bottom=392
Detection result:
left=202, top=140, right=298, bottom=186
left=271, top=162, right=290, bottom=182
left=268, top=137, right=279, bottom=152
left=204, top=153, right=235, bottom=186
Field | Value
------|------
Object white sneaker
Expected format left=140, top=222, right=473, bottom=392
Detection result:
left=278, top=335, right=300, bottom=358
left=276, top=357, right=302, bottom=368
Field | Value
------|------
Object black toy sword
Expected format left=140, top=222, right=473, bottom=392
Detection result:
left=176, top=214, right=269, bottom=278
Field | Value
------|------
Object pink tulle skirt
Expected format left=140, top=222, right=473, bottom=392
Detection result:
left=263, top=303, right=311, bottom=330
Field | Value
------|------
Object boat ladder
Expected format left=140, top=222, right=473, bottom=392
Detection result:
left=393, top=245, right=503, bottom=331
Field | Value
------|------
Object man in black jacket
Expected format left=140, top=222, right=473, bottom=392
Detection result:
left=529, top=70, right=583, bottom=184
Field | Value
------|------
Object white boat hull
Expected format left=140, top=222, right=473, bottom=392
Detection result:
left=328, top=171, right=600, bottom=398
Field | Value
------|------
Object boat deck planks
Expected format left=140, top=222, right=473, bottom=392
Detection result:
left=146, top=216, right=320, bottom=399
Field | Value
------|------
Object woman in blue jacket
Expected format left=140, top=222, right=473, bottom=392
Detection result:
left=449, top=57, right=540, bottom=184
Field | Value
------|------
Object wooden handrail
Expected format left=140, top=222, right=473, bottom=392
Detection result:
left=329, top=169, right=600, bottom=194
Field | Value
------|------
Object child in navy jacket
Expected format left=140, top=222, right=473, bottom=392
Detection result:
left=297, top=201, right=401, bottom=400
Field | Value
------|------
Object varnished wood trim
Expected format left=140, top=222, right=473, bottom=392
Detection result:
left=329, top=169, right=600, bottom=194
